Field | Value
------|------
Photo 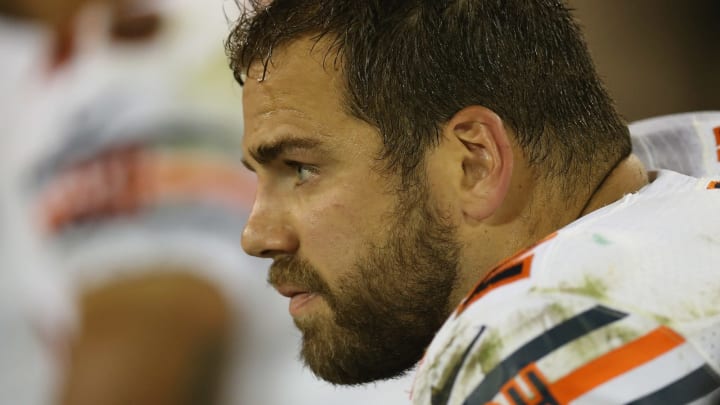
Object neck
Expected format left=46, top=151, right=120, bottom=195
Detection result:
left=579, top=154, right=648, bottom=216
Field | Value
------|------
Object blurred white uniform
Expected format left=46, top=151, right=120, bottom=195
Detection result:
left=0, top=14, right=76, bottom=405
left=18, top=1, right=414, bottom=404
left=630, top=111, right=720, bottom=177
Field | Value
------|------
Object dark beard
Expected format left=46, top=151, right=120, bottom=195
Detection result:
left=268, top=188, right=461, bottom=385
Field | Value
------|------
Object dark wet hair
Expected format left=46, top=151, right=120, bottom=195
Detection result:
left=227, top=0, right=631, bottom=186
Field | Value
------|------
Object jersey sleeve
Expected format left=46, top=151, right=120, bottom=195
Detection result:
left=413, top=292, right=720, bottom=405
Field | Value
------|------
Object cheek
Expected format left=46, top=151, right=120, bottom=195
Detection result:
left=298, top=187, right=393, bottom=285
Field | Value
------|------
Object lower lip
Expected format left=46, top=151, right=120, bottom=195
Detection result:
left=289, top=293, right=318, bottom=316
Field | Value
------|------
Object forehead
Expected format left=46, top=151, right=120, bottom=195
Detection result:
left=242, top=37, right=351, bottom=142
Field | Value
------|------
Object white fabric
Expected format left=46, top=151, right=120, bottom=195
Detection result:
left=413, top=170, right=720, bottom=405
left=630, top=111, right=720, bottom=177
left=0, top=16, right=76, bottom=405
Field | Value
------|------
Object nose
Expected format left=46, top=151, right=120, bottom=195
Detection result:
left=241, top=194, right=299, bottom=258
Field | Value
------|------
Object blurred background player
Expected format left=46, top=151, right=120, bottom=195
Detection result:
left=9, top=0, right=415, bottom=404
left=1, top=0, right=104, bottom=403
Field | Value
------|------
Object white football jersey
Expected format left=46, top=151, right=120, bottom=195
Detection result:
left=413, top=170, right=720, bottom=405
left=630, top=111, right=720, bottom=177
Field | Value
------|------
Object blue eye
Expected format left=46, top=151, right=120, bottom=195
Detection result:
left=285, top=161, right=316, bottom=184
left=296, top=165, right=312, bottom=181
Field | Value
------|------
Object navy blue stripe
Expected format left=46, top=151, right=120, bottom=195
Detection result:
left=464, top=263, right=524, bottom=303
left=462, top=305, right=627, bottom=405
left=627, top=365, right=720, bottom=405
left=431, top=327, right=486, bottom=405
left=506, top=387, right=527, bottom=405
left=526, top=370, right=559, bottom=405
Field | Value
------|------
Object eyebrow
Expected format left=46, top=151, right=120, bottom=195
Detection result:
left=242, top=137, right=322, bottom=170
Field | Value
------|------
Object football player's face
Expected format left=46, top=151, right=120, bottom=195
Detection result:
left=241, top=38, right=462, bottom=384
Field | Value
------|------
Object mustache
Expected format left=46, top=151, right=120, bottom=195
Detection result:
left=268, top=256, right=331, bottom=297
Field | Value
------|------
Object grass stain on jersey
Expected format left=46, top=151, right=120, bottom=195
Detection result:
left=537, top=276, right=608, bottom=301
left=428, top=331, right=481, bottom=400
left=544, top=323, right=642, bottom=376
left=565, top=276, right=607, bottom=300
left=653, top=313, right=672, bottom=325
left=476, top=330, right=503, bottom=374
left=439, top=329, right=503, bottom=403
left=684, top=302, right=720, bottom=320
left=575, top=324, right=641, bottom=362
left=592, top=233, right=612, bottom=246
left=546, top=301, right=573, bottom=319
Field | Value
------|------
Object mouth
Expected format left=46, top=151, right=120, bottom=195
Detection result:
left=275, top=284, right=308, bottom=298
left=274, top=285, right=320, bottom=316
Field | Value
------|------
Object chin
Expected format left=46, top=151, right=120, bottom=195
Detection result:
left=296, top=318, right=419, bottom=385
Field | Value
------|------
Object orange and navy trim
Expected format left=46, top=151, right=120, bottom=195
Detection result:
left=546, top=326, right=684, bottom=403
left=455, top=232, right=557, bottom=316
left=452, top=305, right=626, bottom=404
left=707, top=180, right=720, bottom=190
left=488, top=363, right=553, bottom=405
left=432, top=305, right=625, bottom=405
left=449, top=307, right=720, bottom=405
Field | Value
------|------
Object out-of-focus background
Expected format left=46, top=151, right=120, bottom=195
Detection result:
left=0, top=1, right=717, bottom=405
left=570, top=0, right=720, bottom=121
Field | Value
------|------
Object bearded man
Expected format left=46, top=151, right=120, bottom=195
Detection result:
left=228, top=1, right=720, bottom=403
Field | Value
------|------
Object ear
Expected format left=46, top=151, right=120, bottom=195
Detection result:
left=447, top=106, right=514, bottom=221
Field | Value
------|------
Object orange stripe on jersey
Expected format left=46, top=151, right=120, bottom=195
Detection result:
left=455, top=232, right=557, bottom=316
left=708, top=180, right=720, bottom=190
left=455, top=254, right=533, bottom=315
left=548, top=326, right=685, bottom=403
left=500, top=363, right=551, bottom=404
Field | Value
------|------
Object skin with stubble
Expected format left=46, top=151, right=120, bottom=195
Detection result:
left=242, top=40, right=461, bottom=384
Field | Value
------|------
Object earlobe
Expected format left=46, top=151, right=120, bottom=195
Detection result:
left=450, top=106, right=514, bottom=221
